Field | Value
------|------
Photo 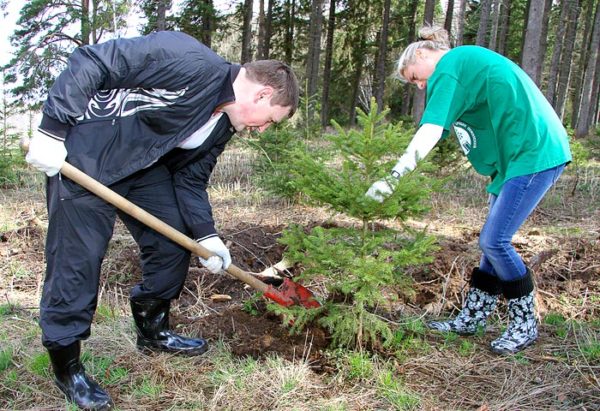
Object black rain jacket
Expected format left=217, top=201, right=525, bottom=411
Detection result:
left=38, top=31, right=239, bottom=239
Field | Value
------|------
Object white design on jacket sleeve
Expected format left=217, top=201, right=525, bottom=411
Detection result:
left=82, top=88, right=187, bottom=120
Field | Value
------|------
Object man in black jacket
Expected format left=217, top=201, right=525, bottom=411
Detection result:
left=25, top=31, right=299, bottom=410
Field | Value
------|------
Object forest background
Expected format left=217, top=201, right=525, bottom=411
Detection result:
left=0, top=1, right=599, bottom=410
left=0, top=0, right=599, bottom=139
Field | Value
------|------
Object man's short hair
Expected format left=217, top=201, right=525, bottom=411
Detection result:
left=243, top=60, right=299, bottom=118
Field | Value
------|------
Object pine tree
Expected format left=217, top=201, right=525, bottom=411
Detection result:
left=271, top=99, right=438, bottom=350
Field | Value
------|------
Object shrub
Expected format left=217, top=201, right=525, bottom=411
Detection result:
left=270, top=99, right=439, bottom=349
left=0, top=147, right=29, bottom=188
left=247, top=125, right=307, bottom=199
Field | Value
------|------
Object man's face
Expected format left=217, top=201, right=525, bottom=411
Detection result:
left=231, top=87, right=292, bottom=133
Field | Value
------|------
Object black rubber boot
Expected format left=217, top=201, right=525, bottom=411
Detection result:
left=47, top=341, right=114, bottom=411
left=130, top=298, right=208, bottom=356
left=428, top=268, right=502, bottom=335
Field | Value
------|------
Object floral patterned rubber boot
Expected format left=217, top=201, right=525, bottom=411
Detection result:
left=491, top=271, right=538, bottom=354
left=428, top=268, right=501, bottom=336
left=491, top=291, right=538, bottom=354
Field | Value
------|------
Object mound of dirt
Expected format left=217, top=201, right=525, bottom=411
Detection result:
left=185, top=305, right=330, bottom=364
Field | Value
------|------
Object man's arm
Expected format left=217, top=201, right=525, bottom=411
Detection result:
left=41, top=31, right=214, bottom=139
left=28, top=32, right=222, bottom=176
left=171, top=140, right=232, bottom=273
left=171, top=141, right=227, bottom=240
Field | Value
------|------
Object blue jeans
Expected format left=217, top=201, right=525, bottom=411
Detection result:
left=479, top=164, right=566, bottom=281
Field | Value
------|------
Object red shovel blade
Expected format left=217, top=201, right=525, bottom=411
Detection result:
left=263, top=278, right=321, bottom=308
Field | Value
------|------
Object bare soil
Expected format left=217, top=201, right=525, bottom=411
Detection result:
left=1, top=182, right=599, bottom=410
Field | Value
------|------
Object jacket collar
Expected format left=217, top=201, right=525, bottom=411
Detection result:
left=215, top=64, right=240, bottom=108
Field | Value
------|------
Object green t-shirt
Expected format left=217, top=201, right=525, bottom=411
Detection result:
left=420, top=46, right=571, bottom=194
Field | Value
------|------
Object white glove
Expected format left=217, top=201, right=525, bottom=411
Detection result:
left=196, top=236, right=232, bottom=274
left=26, top=130, right=67, bottom=177
left=365, top=177, right=398, bottom=202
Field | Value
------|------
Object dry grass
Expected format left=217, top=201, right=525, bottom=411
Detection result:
left=1, top=145, right=599, bottom=410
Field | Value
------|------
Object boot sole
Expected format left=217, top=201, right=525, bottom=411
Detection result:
left=427, top=322, right=482, bottom=336
left=428, top=328, right=477, bottom=336
left=490, top=337, right=537, bottom=355
left=55, top=379, right=114, bottom=410
left=137, top=342, right=209, bottom=357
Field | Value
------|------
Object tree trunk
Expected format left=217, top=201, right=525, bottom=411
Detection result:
left=241, top=0, right=254, bottom=64
left=284, top=0, right=296, bottom=64
left=496, top=0, right=511, bottom=55
left=374, top=0, right=391, bottom=112
left=476, top=0, right=492, bottom=46
left=455, top=0, right=467, bottom=46
left=400, top=0, right=419, bottom=116
left=305, top=0, right=324, bottom=122
left=91, top=0, right=98, bottom=44
left=156, top=0, right=168, bottom=31
left=401, top=0, right=418, bottom=116
left=321, top=0, right=335, bottom=128
left=444, top=0, right=455, bottom=40
left=521, top=0, right=548, bottom=85
left=589, top=46, right=600, bottom=129
left=546, top=0, right=569, bottom=106
left=536, top=0, right=553, bottom=83
left=257, top=0, right=266, bottom=59
left=349, top=62, right=364, bottom=125
left=554, top=0, right=580, bottom=119
left=571, top=0, right=594, bottom=127
left=263, top=0, right=274, bottom=59
left=424, top=0, right=435, bottom=23
left=488, top=0, right=502, bottom=51
left=348, top=0, right=369, bottom=125
left=81, top=0, right=91, bottom=45
left=575, top=0, right=600, bottom=137
left=412, top=0, right=435, bottom=125
left=202, top=0, right=214, bottom=47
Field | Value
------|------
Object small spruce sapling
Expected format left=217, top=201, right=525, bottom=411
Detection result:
left=271, top=99, right=439, bottom=349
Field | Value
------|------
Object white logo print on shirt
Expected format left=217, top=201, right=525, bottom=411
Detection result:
left=452, top=121, right=477, bottom=155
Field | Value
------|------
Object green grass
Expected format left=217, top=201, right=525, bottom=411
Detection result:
left=0, top=347, right=14, bottom=371
left=241, top=294, right=261, bottom=316
left=2, top=369, right=18, bottom=388
left=345, top=351, right=374, bottom=380
left=8, top=261, right=32, bottom=280
left=0, top=304, right=16, bottom=316
left=103, top=365, right=129, bottom=386
left=510, top=352, right=530, bottom=365
left=457, top=340, right=476, bottom=357
left=388, top=318, right=430, bottom=355
left=580, top=341, right=600, bottom=362
left=95, top=304, right=118, bottom=322
left=377, top=369, right=420, bottom=410
left=442, top=331, right=459, bottom=345
left=208, top=352, right=258, bottom=388
left=132, top=375, right=164, bottom=399
left=80, top=351, right=130, bottom=385
left=27, top=352, right=50, bottom=377
left=544, top=312, right=569, bottom=339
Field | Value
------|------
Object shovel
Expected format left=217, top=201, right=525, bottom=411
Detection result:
left=21, top=140, right=320, bottom=309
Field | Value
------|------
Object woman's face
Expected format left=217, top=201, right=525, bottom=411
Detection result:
left=402, top=49, right=439, bottom=90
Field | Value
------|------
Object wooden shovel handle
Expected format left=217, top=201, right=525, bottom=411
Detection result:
left=21, top=139, right=268, bottom=293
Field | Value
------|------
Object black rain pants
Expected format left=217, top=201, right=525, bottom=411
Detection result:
left=40, top=164, right=191, bottom=350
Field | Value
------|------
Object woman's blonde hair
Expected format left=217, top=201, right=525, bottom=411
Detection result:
left=396, top=25, right=451, bottom=82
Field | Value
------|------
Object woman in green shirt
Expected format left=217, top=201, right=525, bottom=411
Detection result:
left=366, top=26, right=571, bottom=354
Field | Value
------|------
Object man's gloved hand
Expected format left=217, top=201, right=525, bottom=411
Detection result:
left=365, top=176, right=398, bottom=202
left=196, top=236, right=232, bottom=274
left=25, top=130, right=67, bottom=177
